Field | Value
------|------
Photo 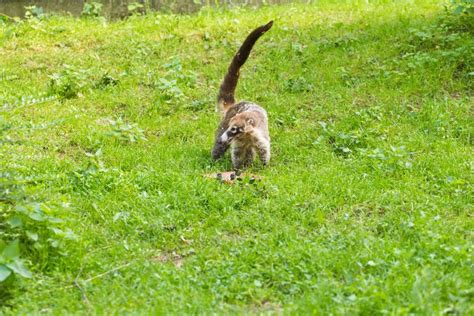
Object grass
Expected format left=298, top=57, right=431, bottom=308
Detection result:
left=0, top=0, right=473, bottom=314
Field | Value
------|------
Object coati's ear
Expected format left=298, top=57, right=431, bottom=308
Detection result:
left=246, top=118, right=255, bottom=126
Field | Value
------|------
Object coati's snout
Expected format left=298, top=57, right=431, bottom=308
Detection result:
left=219, top=116, right=255, bottom=143
left=219, top=125, right=243, bottom=143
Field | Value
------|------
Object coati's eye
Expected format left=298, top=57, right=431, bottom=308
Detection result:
left=230, top=126, right=237, bottom=133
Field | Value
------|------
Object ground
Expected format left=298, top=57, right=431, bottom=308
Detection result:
left=0, top=0, right=473, bottom=314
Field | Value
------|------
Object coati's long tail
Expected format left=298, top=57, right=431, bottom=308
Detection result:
left=217, top=20, right=273, bottom=114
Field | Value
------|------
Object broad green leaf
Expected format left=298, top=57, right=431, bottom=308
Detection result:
left=26, top=231, right=39, bottom=241
left=454, top=5, right=464, bottom=14
left=2, top=240, right=20, bottom=260
left=29, top=212, right=44, bottom=222
left=48, top=217, right=64, bottom=223
left=8, top=216, right=22, bottom=228
left=52, top=228, right=64, bottom=235
left=0, top=265, right=12, bottom=282
left=6, top=259, right=32, bottom=278
left=50, top=239, right=59, bottom=248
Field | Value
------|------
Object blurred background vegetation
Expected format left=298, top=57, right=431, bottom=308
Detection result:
left=2, top=0, right=304, bottom=18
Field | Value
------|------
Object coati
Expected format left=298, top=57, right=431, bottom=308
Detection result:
left=211, top=21, right=273, bottom=170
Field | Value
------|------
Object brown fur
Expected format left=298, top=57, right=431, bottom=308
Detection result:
left=211, top=21, right=273, bottom=170
left=217, top=20, right=273, bottom=115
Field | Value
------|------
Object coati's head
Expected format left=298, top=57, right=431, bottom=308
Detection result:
left=219, top=114, right=256, bottom=144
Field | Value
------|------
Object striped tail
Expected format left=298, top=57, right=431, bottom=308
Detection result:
left=217, top=20, right=273, bottom=115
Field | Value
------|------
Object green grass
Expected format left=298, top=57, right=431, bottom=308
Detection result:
left=1, top=1, right=473, bottom=314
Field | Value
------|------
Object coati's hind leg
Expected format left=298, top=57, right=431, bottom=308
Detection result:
left=256, top=138, right=270, bottom=166
left=231, top=145, right=255, bottom=170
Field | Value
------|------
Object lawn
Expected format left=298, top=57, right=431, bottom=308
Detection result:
left=0, top=0, right=473, bottom=314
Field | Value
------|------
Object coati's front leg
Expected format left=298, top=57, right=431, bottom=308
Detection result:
left=211, top=139, right=230, bottom=160
left=211, top=125, right=230, bottom=160
left=231, top=145, right=254, bottom=170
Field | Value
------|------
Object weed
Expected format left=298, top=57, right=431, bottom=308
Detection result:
left=284, top=77, right=314, bottom=93
left=128, top=2, right=144, bottom=15
left=96, top=73, right=119, bottom=89
left=24, top=6, right=46, bottom=20
left=48, top=65, right=90, bottom=99
left=0, top=171, right=75, bottom=290
left=81, top=2, right=103, bottom=18
left=107, top=118, right=147, bottom=144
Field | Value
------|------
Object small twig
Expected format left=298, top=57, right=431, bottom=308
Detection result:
left=73, top=266, right=92, bottom=309
left=42, top=260, right=136, bottom=294
left=84, top=244, right=115, bottom=256
left=82, top=262, right=134, bottom=283
left=0, top=13, right=14, bottom=21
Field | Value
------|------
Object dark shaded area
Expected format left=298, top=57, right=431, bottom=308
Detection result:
left=0, top=0, right=296, bottom=18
